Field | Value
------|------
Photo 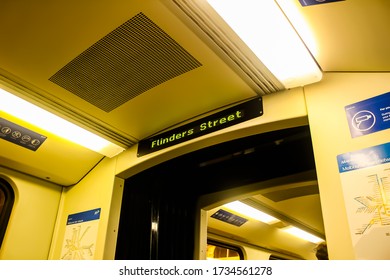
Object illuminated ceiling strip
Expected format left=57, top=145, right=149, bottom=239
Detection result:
left=224, top=200, right=324, bottom=243
left=224, top=201, right=280, bottom=224
left=282, top=226, right=324, bottom=243
left=0, top=87, right=125, bottom=158
left=207, top=0, right=322, bottom=88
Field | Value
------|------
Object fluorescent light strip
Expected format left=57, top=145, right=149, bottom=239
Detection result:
left=282, top=226, right=324, bottom=244
left=224, top=201, right=279, bottom=224
left=207, top=0, right=322, bottom=88
left=0, top=88, right=125, bottom=157
left=276, top=0, right=319, bottom=57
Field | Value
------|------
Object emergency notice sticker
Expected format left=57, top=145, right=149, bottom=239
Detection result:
left=0, top=117, right=47, bottom=151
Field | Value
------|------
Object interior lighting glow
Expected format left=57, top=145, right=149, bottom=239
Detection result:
left=0, top=88, right=125, bottom=157
left=151, top=222, right=159, bottom=232
left=276, top=0, right=319, bottom=57
left=207, top=0, right=322, bottom=88
left=282, top=226, right=324, bottom=243
left=224, top=201, right=279, bottom=224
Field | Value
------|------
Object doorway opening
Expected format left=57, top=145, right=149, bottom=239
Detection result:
left=115, top=125, right=325, bottom=259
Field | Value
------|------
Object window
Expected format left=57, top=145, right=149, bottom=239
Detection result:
left=0, top=178, right=14, bottom=248
left=207, top=240, right=243, bottom=260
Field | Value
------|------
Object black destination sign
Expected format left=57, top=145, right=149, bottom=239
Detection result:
left=137, top=98, right=263, bottom=157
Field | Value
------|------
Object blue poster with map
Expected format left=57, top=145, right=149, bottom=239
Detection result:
left=61, top=208, right=101, bottom=260
left=337, top=144, right=390, bottom=259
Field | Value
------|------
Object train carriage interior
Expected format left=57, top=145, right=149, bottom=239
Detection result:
left=1, top=0, right=390, bottom=260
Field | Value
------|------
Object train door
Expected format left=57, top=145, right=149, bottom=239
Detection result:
left=115, top=125, right=325, bottom=259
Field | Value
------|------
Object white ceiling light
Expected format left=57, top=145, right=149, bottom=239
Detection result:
left=282, top=226, right=324, bottom=243
left=207, top=0, right=322, bottom=88
left=0, top=87, right=125, bottom=158
left=275, top=0, right=319, bottom=57
left=224, top=201, right=280, bottom=224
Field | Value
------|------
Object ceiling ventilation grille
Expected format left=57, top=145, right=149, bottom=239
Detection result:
left=49, top=12, right=202, bottom=112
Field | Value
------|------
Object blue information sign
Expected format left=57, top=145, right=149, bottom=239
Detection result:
left=345, top=92, right=390, bottom=138
left=66, top=208, right=101, bottom=225
left=299, top=0, right=344, bottom=6
left=337, top=142, right=390, bottom=173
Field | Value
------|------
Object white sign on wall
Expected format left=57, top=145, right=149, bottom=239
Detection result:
left=61, top=208, right=101, bottom=260
left=337, top=143, right=390, bottom=259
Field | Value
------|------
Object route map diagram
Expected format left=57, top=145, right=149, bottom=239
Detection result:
left=61, top=225, right=95, bottom=260
left=338, top=144, right=390, bottom=259
left=353, top=171, right=390, bottom=235
left=60, top=208, right=100, bottom=260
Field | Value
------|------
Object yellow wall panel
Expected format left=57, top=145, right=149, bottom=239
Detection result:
left=304, top=72, right=390, bottom=259
left=0, top=167, right=62, bottom=259
left=48, top=157, right=124, bottom=260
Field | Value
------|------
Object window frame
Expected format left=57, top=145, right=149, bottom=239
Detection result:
left=207, top=239, right=244, bottom=260
left=0, top=178, right=14, bottom=248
